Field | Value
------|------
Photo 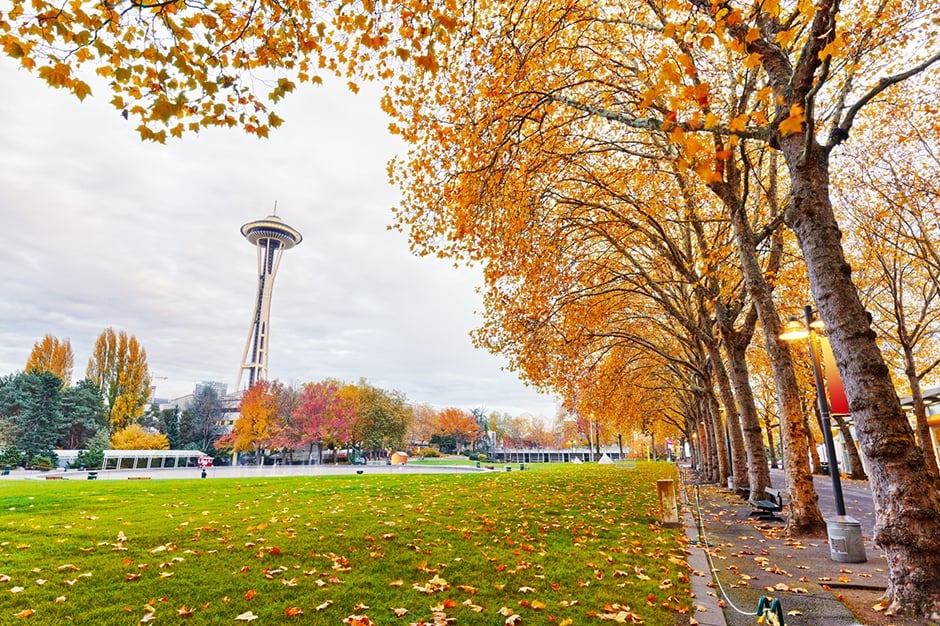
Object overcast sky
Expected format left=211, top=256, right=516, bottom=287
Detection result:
left=0, top=61, right=559, bottom=419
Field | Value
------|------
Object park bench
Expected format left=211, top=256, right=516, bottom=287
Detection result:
left=128, top=476, right=151, bottom=480
left=750, top=487, right=785, bottom=522
left=87, top=472, right=98, bottom=480
left=45, top=475, right=64, bottom=480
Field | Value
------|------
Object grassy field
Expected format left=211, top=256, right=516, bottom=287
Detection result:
left=0, top=463, right=691, bottom=625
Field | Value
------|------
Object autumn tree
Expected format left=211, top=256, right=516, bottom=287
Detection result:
left=348, top=380, right=411, bottom=456
left=25, top=334, right=74, bottom=387
left=377, top=1, right=940, bottom=613
left=288, top=379, right=358, bottom=464
left=837, top=102, right=940, bottom=483
left=434, top=407, right=482, bottom=452
left=111, top=424, right=169, bottom=450
left=408, top=402, right=440, bottom=447
left=86, top=327, right=151, bottom=431
left=0, top=0, right=458, bottom=141
left=227, top=380, right=286, bottom=460
left=8, top=0, right=940, bottom=612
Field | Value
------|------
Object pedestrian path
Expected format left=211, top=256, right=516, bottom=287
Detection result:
left=679, top=466, right=889, bottom=626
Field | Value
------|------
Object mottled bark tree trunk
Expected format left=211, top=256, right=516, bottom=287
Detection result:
left=783, top=139, right=940, bottom=614
left=709, top=180, right=825, bottom=536
left=728, top=340, right=772, bottom=498
left=763, top=416, right=778, bottom=468
left=704, top=385, right=729, bottom=483
left=715, top=301, right=770, bottom=495
left=903, top=352, right=940, bottom=485
left=831, top=413, right=866, bottom=480
left=706, top=342, right=745, bottom=488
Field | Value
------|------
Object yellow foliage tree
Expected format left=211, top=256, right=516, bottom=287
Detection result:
left=25, top=334, right=73, bottom=387
left=0, top=0, right=459, bottom=141
left=111, top=424, right=169, bottom=450
left=86, top=327, right=151, bottom=432
left=229, top=380, right=284, bottom=455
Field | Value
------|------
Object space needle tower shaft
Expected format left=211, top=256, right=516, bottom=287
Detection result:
left=235, top=214, right=302, bottom=391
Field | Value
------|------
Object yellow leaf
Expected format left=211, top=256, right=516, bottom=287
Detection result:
left=818, top=37, right=844, bottom=60
left=745, top=27, right=761, bottom=43
left=776, top=29, right=797, bottom=47
left=778, top=103, right=805, bottom=135
left=729, top=114, right=749, bottom=132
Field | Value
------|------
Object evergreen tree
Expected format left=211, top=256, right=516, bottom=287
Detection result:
left=186, top=385, right=224, bottom=452
left=0, top=371, right=65, bottom=461
left=60, top=379, right=107, bottom=449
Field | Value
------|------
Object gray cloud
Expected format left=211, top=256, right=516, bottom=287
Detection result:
left=0, top=61, right=557, bottom=418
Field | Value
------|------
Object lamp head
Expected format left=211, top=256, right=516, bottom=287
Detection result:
left=779, top=317, right=810, bottom=342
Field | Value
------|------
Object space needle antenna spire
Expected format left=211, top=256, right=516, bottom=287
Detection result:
left=235, top=212, right=302, bottom=391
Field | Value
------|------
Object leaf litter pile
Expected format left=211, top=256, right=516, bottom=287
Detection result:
left=0, top=464, right=692, bottom=624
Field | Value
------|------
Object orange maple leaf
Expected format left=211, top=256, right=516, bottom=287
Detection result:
left=778, top=104, right=805, bottom=135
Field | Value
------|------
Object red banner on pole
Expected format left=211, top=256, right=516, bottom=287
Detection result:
left=819, top=337, right=850, bottom=415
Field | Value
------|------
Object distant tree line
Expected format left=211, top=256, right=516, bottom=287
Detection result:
left=2, top=334, right=562, bottom=470
left=0, top=331, right=216, bottom=469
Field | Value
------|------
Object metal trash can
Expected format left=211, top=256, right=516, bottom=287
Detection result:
left=827, top=516, right=867, bottom=563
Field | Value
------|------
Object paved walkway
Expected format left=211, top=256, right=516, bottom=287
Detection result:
left=681, top=466, right=887, bottom=626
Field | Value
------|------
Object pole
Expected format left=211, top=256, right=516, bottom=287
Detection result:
left=804, top=305, right=847, bottom=517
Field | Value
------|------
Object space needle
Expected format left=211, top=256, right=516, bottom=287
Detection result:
left=235, top=213, right=302, bottom=391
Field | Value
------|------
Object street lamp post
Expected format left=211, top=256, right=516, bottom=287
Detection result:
left=781, top=305, right=866, bottom=563
left=802, top=305, right=847, bottom=517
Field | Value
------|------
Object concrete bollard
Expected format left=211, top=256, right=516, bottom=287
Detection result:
left=657, top=479, right=681, bottom=527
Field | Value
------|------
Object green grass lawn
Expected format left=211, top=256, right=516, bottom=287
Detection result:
left=0, top=464, right=691, bottom=625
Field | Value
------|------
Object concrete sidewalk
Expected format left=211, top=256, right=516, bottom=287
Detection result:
left=680, top=466, right=888, bottom=626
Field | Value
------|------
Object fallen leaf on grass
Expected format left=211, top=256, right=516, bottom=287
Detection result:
left=316, top=601, right=333, bottom=611
left=234, top=611, right=258, bottom=621
left=285, top=606, right=303, bottom=617
left=14, top=609, right=34, bottom=618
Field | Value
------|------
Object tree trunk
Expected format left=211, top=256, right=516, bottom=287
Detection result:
left=710, top=180, right=825, bottom=536
left=727, top=339, right=772, bottom=499
left=806, top=415, right=822, bottom=474
left=831, top=413, right=866, bottom=480
left=706, top=342, right=742, bottom=487
left=704, top=387, right=728, bottom=483
left=903, top=355, right=940, bottom=485
left=783, top=139, right=940, bottom=615
left=763, top=416, right=778, bottom=469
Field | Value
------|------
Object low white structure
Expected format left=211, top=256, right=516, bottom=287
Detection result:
left=102, top=449, right=207, bottom=470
